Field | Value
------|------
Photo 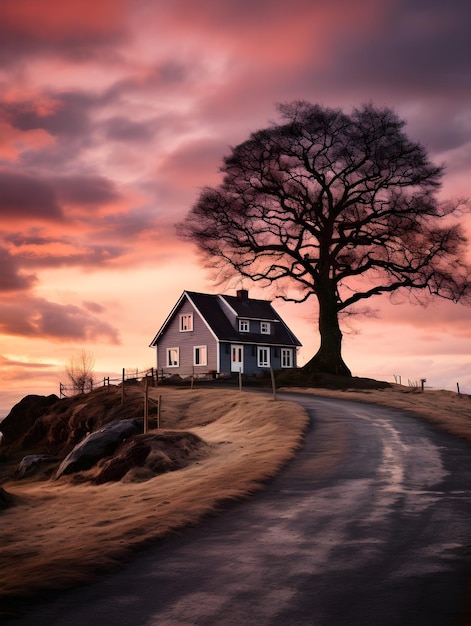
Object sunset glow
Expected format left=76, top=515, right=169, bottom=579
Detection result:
left=1, top=0, right=470, bottom=416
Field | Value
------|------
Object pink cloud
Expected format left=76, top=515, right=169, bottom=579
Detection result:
left=0, top=295, right=120, bottom=343
left=365, top=298, right=471, bottom=339
left=0, top=122, right=54, bottom=161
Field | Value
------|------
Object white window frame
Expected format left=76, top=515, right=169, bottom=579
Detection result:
left=193, top=345, right=207, bottom=367
left=260, top=321, right=271, bottom=334
left=167, top=347, right=179, bottom=367
left=179, top=313, right=193, bottom=332
left=239, top=319, right=250, bottom=332
left=281, top=348, right=293, bottom=368
left=257, top=346, right=270, bottom=368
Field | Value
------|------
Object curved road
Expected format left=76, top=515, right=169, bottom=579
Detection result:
left=11, top=394, right=471, bottom=625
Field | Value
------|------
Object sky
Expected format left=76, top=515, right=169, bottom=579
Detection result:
left=1, top=0, right=471, bottom=417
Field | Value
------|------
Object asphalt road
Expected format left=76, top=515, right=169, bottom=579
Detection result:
left=9, top=394, right=471, bottom=625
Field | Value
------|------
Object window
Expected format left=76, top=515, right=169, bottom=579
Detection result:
left=257, top=346, right=270, bottom=368
left=167, top=347, right=179, bottom=367
left=260, top=321, right=271, bottom=334
left=179, top=313, right=193, bottom=332
left=194, top=345, right=207, bottom=366
left=281, top=348, right=293, bottom=368
left=239, top=319, right=249, bottom=332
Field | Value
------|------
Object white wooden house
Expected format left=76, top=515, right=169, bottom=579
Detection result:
left=149, top=289, right=302, bottom=378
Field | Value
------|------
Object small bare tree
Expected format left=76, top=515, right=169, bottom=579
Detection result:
left=65, top=349, right=95, bottom=394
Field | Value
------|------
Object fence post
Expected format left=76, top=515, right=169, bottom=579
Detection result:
left=270, top=366, right=276, bottom=400
left=457, top=382, right=461, bottom=395
left=144, top=379, right=148, bottom=434
left=238, top=368, right=242, bottom=391
left=121, top=368, right=125, bottom=405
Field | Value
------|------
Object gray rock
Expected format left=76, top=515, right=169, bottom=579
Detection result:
left=55, top=418, right=142, bottom=478
left=16, top=454, right=54, bottom=479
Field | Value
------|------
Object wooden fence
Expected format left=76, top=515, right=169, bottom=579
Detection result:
left=59, top=367, right=158, bottom=399
left=59, top=368, right=162, bottom=431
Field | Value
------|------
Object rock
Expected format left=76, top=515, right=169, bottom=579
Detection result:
left=92, top=431, right=208, bottom=484
left=16, top=454, right=55, bottom=479
left=93, top=437, right=151, bottom=483
left=55, top=418, right=142, bottom=478
left=0, top=394, right=59, bottom=447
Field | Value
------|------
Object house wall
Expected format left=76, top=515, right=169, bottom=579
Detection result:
left=219, top=342, right=297, bottom=376
left=156, top=299, right=218, bottom=377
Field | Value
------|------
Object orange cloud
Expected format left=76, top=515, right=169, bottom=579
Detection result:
left=0, top=122, right=54, bottom=161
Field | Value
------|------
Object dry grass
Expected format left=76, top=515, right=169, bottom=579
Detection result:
left=2, top=383, right=471, bottom=617
left=0, top=388, right=308, bottom=610
left=282, top=385, right=471, bottom=443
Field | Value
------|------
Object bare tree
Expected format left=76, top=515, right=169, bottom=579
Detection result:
left=179, top=102, right=470, bottom=376
left=65, top=349, right=95, bottom=394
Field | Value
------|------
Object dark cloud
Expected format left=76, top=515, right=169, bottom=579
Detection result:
left=157, top=60, right=191, bottom=84
left=251, top=1, right=470, bottom=165
left=2, top=92, right=95, bottom=137
left=54, top=175, right=120, bottom=206
left=0, top=0, right=127, bottom=65
left=5, top=233, right=126, bottom=269
left=6, top=232, right=51, bottom=247
left=0, top=92, right=100, bottom=172
left=0, top=170, right=62, bottom=220
left=100, top=208, right=161, bottom=239
left=0, top=295, right=120, bottom=343
left=0, top=169, right=120, bottom=221
left=0, top=247, right=37, bottom=292
left=101, top=116, right=155, bottom=143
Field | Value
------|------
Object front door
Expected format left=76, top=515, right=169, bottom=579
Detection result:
left=231, top=344, right=244, bottom=373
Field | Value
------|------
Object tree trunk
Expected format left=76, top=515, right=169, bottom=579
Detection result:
left=303, top=281, right=352, bottom=377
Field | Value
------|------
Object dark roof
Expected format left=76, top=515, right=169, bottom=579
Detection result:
left=186, top=292, right=236, bottom=340
left=177, top=291, right=301, bottom=346
left=221, top=294, right=279, bottom=320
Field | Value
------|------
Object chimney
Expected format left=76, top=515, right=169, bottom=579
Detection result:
left=236, top=289, right=248, bottom=300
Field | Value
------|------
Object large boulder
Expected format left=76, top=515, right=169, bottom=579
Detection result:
left=55, top=418, right=142, bottom=478
left=0, top=395, right=59, bottom=447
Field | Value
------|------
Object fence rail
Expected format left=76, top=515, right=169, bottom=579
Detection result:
left=59, top=367, right=158, bottom=399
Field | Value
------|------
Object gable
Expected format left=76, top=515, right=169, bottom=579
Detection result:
left=150, top=290, right=302, bottom=348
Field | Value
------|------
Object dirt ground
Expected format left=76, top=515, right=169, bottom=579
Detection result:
left=1, top=382, right=470, bottom=617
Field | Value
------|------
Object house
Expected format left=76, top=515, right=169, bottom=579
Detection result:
left=149, top=289, right=302, bottom=378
